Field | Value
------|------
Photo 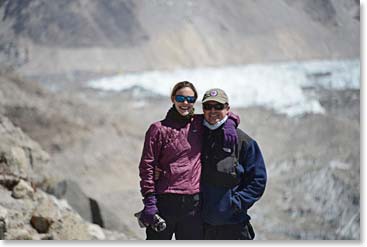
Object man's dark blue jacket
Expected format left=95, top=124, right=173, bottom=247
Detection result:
left=201, top=126, right=267, bottom=225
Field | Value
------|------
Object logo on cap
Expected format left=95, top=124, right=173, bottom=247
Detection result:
left=210, top=90, right=218, bottom=96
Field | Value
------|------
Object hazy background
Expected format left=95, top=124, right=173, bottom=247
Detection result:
left=0, top=0, right=360, bottom=240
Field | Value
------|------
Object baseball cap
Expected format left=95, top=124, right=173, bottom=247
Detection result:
left=202, top=88, right=229, bottom=104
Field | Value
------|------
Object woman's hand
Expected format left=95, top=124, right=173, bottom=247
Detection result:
left=222, top=118, right=238, bottom=151
left=140, top=195, right=159, bottom=226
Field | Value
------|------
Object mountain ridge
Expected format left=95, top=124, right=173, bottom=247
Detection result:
left=0, top=0, right=360, bottom=81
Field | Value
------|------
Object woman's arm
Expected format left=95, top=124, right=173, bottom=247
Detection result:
left=139, top=124, right=162, bottom=197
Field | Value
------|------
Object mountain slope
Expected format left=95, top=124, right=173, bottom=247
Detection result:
left=0, top=0, right=359, bottom=81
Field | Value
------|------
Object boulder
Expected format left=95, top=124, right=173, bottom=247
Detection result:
left=11, top=179, right=34, bottom=199
left=0, top=205, right=8, bottom=240
left=48, top=212, right=92, bottom=240
left=0, top=144, right=29, bottom=180
left=5, top=229, right=34, bottom=240
left=30, top=197, right=60, bottom=233
left=0, top=205, right=8, bottom=220
left=46, top=179, right=104, bottom=227
left=87, top=224, right=106, bottom=240
left=0, top=116, right=49, bottom=185
left=5, top=226, right=40, bottom=240
left=103, top=229, right=129, bottom=240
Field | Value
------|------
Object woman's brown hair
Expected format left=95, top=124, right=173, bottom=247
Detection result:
left=170, top=81, right=198, bottom=100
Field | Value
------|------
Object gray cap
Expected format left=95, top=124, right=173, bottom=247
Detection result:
left=202, top=88, right=228, bottom=104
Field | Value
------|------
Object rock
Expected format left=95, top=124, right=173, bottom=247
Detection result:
left=46, top=179, right=67, bottom=199
left=0, top=145, right=27, bottom=181
left=0, top=115, right=50, bottom=186
left=87, top=224, right=106, bottom=240
left=49, top=196, right=73, bottom=212
left=89, top=197, right=104, bottom=227
left=30, top=197, right=60, bottom=233
left=48, top=180, right=90, bottom=219
left=0, top=205, right=8, bottom=221
left=48, top=213, right=92, bottom=240
left=39, top=233, right=54, bottom=240
left=0, top=174, right=20, bottom=191
left=103, top=229, right=129, bottom=240
left=10, top=146, right=29, bottom=179
left=0, top=221, right=5, bottom=240
left=11, top=179, right=34, bottom=199
left=0, top=124, right=30, bottom=180
left=30, top=216, right=53, bottom=234
left=5, top=228, right=34, bottom=240
left=0, top=205, right=7, bottom=240
left=46, top=179, right=104, bottom=227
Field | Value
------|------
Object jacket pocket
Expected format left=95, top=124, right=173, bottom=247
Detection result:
left=216, top=155, right=236, bottom=174
left=212, top=153, right=241, bottom=188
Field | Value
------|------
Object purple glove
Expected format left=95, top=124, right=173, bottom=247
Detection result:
left=228, top=111, right=240, bottom=126
left=140, top=195, right=158, bottom=226
left=222, top=118, right=238, bottom=151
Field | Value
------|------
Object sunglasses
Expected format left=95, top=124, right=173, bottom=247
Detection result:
left=175, top=95, right=196, bottom=103
left=203, top=103, right=226, bottom=111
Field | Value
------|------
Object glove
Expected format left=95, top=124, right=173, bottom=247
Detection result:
left=222, top=118, right=238, bottom=151
left=139, top=195, right=159, bottom=226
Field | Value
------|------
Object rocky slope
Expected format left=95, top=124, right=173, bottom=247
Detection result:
left=0, top=74, right=142, bottom=239
left=0, top=0, right=360, bottom=82
left=239, top=95, right=360, bottom=239
left=0, top=114, right=132, bottom=240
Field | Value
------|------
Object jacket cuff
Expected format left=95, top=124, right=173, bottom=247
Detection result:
left=142, top=190, right=156, bottom=197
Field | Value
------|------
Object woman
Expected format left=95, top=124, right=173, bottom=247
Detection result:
left=138, top=81, right=238, bottom=240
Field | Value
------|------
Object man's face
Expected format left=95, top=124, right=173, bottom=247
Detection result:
left=203, top=100, right=229, bottom=125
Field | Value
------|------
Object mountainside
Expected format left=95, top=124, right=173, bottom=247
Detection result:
left=0, top=73, right=150, bottom=238
left=0, top=102, right=131, bottom=240
left=0, top=0, right=360, bottom=82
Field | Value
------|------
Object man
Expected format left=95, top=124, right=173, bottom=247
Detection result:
left=200, top=88, right=267, bottom=240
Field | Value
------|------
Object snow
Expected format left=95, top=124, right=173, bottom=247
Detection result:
left=87, top=59, right=360, bottom=116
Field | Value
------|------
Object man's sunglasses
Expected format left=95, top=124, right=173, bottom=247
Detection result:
left=175, top=95, right=196, bottom=103
left=203, top=103, right=226, bottom=111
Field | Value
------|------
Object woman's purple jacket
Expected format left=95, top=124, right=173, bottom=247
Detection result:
left=139, top=112, right=239, bottom=197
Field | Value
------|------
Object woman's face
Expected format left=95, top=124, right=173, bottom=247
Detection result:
left=172, top=87, right=196, bottom=116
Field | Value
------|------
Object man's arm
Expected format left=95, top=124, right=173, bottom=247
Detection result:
left=231, top=140, right=267, bottom=211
